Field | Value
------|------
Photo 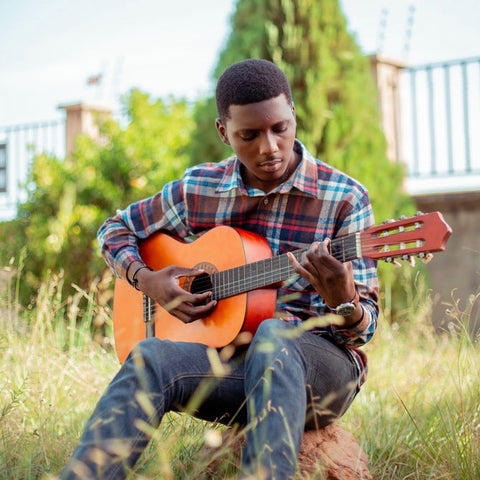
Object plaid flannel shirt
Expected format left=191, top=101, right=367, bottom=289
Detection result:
left=98, top=141, right=379, bottom=347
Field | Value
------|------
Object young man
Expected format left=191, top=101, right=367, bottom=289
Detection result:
left=61, top=58, right=379, bottom=479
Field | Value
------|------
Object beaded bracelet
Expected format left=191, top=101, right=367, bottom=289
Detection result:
left=129, top=265, right=152, bottom=291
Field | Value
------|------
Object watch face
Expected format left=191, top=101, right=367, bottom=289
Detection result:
left=336, top=303, right=356, bottom=316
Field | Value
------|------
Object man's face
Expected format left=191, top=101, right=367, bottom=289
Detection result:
left=216, top=94, right=298, bottom=193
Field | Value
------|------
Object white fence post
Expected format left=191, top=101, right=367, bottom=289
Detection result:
left=369, top=54, right=407, bottom=164
left=58, top=103, right=112, bottom=157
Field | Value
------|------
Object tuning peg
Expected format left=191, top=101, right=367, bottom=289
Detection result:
left=421, top=253, right=434, bottom=264
left=400, top=254, right=416, bottom=266
left=417, top=251, right=434, bottom=263
left=384, top=256, right=402, bottom=267
left=415, top=211, right=424, bottom=216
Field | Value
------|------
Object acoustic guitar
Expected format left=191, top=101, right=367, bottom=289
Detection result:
left=113, top=211, right=451, bottom=362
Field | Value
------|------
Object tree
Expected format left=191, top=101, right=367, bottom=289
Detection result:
left=1, top=90, right=195, bottom=305
left=188, top=0, right=420, bottom=319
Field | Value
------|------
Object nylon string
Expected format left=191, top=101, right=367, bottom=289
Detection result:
left=187, top=234, right=363, bottom=300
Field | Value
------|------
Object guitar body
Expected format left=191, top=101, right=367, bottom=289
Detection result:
left=113, top=226, right=277, bottom=362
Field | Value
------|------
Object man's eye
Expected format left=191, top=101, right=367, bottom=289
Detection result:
left=273, top=125, right=288, bottom=133
left=240, top=133, right=257, bottom=141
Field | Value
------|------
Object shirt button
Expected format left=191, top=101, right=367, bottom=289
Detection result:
left=263, top=198, right=269, bottom=205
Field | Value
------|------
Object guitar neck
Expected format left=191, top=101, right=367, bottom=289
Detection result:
left=140, top=211, right=452, bottom=309
left=212, top=232, right=359, bottom=300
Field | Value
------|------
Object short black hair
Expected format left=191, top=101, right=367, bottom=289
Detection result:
left=215, top=58, right=293, bottom=121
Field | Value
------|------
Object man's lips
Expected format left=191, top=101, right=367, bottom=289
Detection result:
left=259, top=158, right=282, bottom=166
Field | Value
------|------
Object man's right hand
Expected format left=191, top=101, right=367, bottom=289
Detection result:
left=129, top=262, right=217, bottom=324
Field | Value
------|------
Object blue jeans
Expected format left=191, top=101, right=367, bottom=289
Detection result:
left=60, top=319, right=363, bottom=479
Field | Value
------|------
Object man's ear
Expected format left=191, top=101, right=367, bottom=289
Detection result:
left=216, top=118, right=230, bottom=145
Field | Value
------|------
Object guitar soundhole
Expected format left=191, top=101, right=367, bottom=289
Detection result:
left=183, top=261, right=217, bottom=296
left=190, top=272, right=212, bottom=294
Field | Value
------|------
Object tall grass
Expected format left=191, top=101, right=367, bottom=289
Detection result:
left=1, top=266, right=479, bottom=479
left=343, top=296, right=480, bottom=479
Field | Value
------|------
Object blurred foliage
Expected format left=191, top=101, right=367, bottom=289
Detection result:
left=0, top=90, right=194, bottom=305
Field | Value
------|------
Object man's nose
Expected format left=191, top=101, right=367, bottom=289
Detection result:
left=259, top=132, right=279, bottom=156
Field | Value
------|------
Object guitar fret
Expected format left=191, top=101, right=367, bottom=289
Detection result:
left=331, top=234, right=358, bottom=263
left=211, top=233, right=363, bottom=302
left=213, top=249, right=302, bottom=300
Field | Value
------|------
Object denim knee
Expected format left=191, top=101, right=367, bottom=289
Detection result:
left=252, top=318, right=290, bottom=342
left=129, top=337, right=162, bottom=362
left=246, top=319, right=305, bottom=375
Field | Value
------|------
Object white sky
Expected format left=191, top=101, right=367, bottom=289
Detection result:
left=0, top=0, right=479, bottom=126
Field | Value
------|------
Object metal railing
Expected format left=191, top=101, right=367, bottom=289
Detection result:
left=401, top=56, right=480, bottom=178
left=0, top=119, right=65, bottom=220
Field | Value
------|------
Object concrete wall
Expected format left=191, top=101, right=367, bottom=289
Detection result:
left=369, top=54, right=406, bottom=163
left=413, top=191, right=480, bottom=332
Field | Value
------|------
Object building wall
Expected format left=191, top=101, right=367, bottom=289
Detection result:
left=413, top=191, right=480, bottom=333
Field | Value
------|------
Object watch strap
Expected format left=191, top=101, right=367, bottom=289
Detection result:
left=327, top=291, right=360, bottom=316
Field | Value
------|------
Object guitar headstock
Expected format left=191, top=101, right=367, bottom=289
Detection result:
left=360, top=211, right=452, bottom=263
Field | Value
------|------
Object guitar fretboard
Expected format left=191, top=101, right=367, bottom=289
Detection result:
left=211, top=233, right=360, bottom=300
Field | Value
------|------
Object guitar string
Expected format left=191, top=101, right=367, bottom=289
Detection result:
left=141, top=225, right=427, bottom=311
left=141, top=254, right=363, bottom=315
left=146, top=223, right=424, bottom=296
left=183, top=244, right=364, bottom=297
left=181, top=241, right=421, bottom=298
left=175, top=227, right=419, bottom=295
left=141, top=242, right=421, bottom=313
left=141, top=292, right=316, bottom=316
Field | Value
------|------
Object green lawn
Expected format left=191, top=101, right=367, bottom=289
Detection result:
left=1, top=273, right=479, bottom=479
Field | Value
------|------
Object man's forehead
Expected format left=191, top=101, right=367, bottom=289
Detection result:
left=226, top=95, right=293, bottom=126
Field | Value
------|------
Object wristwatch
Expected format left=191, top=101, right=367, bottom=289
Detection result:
left=328, top=291, right=359, bottom=316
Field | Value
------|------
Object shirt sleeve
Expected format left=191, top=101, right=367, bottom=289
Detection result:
left=328, top=293, right=379, bottom=346
left=327, top=186, right=380, bottom=346
left=97, top=179, right=187, bottom=278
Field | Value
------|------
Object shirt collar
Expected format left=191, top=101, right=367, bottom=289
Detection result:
left=216, top=140, right=319, bottom=197
left=216, top=156, right=249, bottom=194
left=278, top=140, right=318, bottom=196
